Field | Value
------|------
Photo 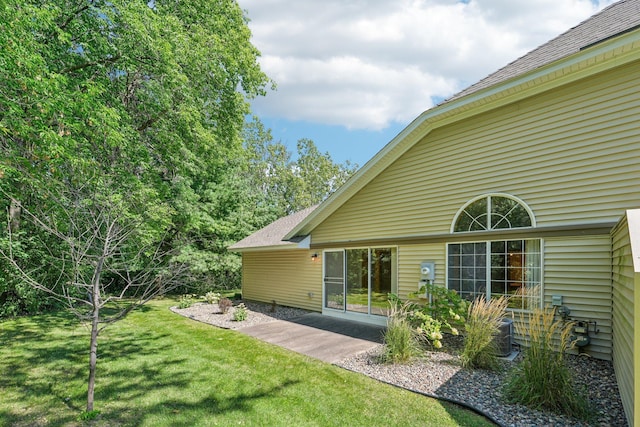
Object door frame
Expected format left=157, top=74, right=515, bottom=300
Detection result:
left=322, top=248, right=391, bottom=327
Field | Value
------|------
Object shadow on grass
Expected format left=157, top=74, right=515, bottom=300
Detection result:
left=0, top=302, right=303, bottom=426
left=0, top=307, right=186, bottom=426
left=97, top=379, right=301, bottom=426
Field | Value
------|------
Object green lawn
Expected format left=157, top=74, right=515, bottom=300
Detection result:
left=0, top=298, right=494, bottom=426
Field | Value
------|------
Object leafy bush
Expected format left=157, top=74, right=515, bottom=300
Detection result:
left=503, top=307, right=590, bottom=419
left=461, top=295, right=509, bottom=370
left=233, top=303, right=248, bottom=321
left=178, top=294, right=196, bottom=309
left=409, top=283, right=469, bottom=335
left=380, top=300, right=422, bottom=363
left=410, top=284, right=468, bottom=335
left=218, top=297, right=233, bottom=314
left=388, top=285, right=469, bottom=349
left=204, top=292, right=221, bottom=305
left=407, top=309, right=443, bottom=348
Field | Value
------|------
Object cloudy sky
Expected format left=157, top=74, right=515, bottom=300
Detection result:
left=238, top=0, right=616, bottom=166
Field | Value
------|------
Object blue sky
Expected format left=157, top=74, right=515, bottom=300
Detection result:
left=257, top=117, right=405, bottom=167
left=239, top=0, right=615, bottom=167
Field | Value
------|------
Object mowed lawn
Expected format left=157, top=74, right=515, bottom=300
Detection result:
left=0, top=298, right=494, bottom=426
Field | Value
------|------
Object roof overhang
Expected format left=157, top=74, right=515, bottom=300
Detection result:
left=229, top=234, right=311, bottom=253
left=284, top=28, right=640, bottom=241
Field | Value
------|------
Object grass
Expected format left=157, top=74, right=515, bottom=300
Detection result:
left=0, top=297, right=495, bottom=427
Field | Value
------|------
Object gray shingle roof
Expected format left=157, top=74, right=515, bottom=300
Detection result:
left=229, top=205, right=318, bottom=250
left=447, top=0, right=640, bottom=103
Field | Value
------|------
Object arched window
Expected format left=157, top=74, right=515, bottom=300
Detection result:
left=452, top=194, right=534, bottom=233
left=448, top=194, right=540, bottom=310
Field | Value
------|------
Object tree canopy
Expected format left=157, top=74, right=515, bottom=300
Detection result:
left=0, top=0, right=270, bottom=310
left=0, top=0, right=357, bottom=316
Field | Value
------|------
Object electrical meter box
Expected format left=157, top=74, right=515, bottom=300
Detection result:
left=420, top=261, right=435, bottom=282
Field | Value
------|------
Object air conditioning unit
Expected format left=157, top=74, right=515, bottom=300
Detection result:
left=494, top=318, right=513, bottom=357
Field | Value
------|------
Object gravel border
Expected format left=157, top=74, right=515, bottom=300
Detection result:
left=170, top=300, right=311, bottom=330
left=172, top=301, right=628, bottom=427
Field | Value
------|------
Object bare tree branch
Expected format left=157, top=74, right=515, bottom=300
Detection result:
left=1, top=184, right=192, bottom=411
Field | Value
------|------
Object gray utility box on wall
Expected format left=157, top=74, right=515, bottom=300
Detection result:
left=494, top=318, right=514, bottom=357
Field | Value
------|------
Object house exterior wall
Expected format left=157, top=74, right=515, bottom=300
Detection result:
left=357, top=236, right=613, bottom=359
left=311, top=60, right=640, bottom=244
left=544, top=236, right=612, bottom=360
left=241, top=250, right=322, bottom=312
left=612, top=213, right=639, bottom=427
left=306, top=60, right=640, bottom=360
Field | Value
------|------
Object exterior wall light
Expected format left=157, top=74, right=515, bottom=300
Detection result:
left=311, top=253, right=319, bottom=262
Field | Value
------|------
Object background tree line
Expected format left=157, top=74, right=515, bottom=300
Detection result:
left=0, top=0, right=356, bottom=318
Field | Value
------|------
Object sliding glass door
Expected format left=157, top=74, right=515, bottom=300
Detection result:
left=324, top=251, right=345, bottom=310
left=346, top=249, right=369, bottom=313
left=323, top=248, right=396, bottom=317
left=370, top=248, right=394, bottom=316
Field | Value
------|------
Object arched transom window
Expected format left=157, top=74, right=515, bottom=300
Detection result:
left=452, top=194, right=534, bottom=233
left=448, top=194, right=540, bottom=310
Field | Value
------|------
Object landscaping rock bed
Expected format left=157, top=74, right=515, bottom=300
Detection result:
left=338, top=342, right=627, bottom=427
left=172, top=301, right=627, bottom=427
left=170, top=300, right=310, bottom=330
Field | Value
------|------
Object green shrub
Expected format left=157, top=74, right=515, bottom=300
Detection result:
left=461, top=295, right=509, bottom=370
left=178, top=294, right=195, bottom=309
left=410, top=284, right=468, bottom=335
left=503, top=307, right=590, bottom=419
left=233, top=303, right=248, bottom=321
left=204, top=291, right=221, bottom=305
left=218, top=297, right=233, bottom=314
left=380, top=300, right=422, bottom=363
left=407, top=309, right=443, bottom=349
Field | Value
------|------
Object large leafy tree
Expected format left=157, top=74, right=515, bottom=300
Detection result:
left=0, top=0, right=271, bottom=304
left=242, top=118, right=358, bottom=218
left=0, top=0, right=270, bottom=412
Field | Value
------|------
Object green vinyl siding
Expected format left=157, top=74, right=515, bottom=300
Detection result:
left=311, top=60, right=640, bottom=244
left=242, top=250, right=322, bottom=312
left=543, top=236, right=612, bottom=360
left=397, top=243, right=445, bottom=298
left=611, top=214, right=636, bottom=427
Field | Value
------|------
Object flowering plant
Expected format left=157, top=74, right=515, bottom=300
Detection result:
left=408, top=309, right=444, bottom=348
left=409, top=283, right=468, bottom=335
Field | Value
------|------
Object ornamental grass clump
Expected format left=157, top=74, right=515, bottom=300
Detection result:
left=218, top=297, right=233, bottom=314
left=461, top=295, right=509, bottom=370
left=380, top=300, right=422, bottom=364
left=503, top=307, right=591, bottom=419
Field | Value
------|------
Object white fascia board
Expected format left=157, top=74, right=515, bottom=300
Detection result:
left=627, top=209, right=640, bottom=272
left=229, top=243, right=301, bottom=253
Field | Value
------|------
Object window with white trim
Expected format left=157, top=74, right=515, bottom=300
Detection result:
left=448, top=195, right=540, bottom=309
left=452, top=194, right=533, bottom=232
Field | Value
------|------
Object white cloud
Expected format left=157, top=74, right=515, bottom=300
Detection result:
left=240, top=0, right=616, bottom=130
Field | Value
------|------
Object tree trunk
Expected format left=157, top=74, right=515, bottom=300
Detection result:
left=87, top=305, right=99, bottom=412
left=87, top=256, right=104, bottom=412
left=9, top=198, right=21, bottom=232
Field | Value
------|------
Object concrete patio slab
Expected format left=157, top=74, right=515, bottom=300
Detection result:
left=238, top=313, right=385, bottom=364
